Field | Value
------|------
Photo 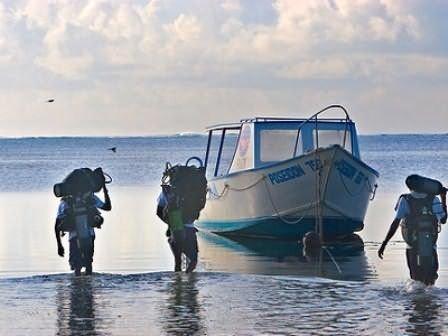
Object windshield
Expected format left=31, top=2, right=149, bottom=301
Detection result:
left=312, top=129, right=352, bottom=152
left=256, top=122, right=354, bottom=167
left=259, top=129, right=302, bottom=163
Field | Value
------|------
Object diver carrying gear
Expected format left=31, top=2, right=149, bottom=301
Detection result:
left=55, top=168, right=112, bottom=276
left=161, top=158, right=207, bottom=224
left=401, top=194, right=439, bottom=285
left=157, top=157, right=207, bottom=272
left=378, top=175, right=447, bottom=286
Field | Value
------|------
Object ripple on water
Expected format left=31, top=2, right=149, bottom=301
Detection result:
left=1, top=272, right=448, bottom=335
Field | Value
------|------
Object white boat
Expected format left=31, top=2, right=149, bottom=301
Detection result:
left=196, top=105, right=379, bottom=240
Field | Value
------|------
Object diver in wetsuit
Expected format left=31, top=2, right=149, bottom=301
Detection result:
left=55, top=186, right=111, bottom=276
left=157, top=186, right=199, bottom=273
left=378, top=177, right=447, bottom=285
left=156, top=159, right=207, bottom=273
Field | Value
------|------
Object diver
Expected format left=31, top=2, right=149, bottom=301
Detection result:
left=378, top=175, right=447, bottom=285
left=55, top=168, right=112, bottom=276
left=157, top=186, right=199, bottom=273
left=156, top=158, right=207, bottom=273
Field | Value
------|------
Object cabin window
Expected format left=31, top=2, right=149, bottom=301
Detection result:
left=206, top=131, right=240, bottom=178
left=228, top=124, right=254, bottom=173
left=312, top=129, right=352, bottom=152
left=259, top=129, right=302, bottom=163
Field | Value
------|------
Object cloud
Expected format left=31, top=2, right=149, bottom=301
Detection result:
left=0, top=3, right=26, bottom=64
left=5, top=0, right=429, bottom=80
left=0, top=0, right=447, bottom=135
left=36, top=48, right=94, bottom=79
left=221, top=0, right=242, bottom=13
left=277, top=58, right=351, bottom=79
left=165, top=14, right=202, bottom=41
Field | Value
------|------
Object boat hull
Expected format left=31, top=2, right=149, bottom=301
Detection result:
left=196, top=145, right=378, bottom=240
left=198, top=217, right=362, bottom=240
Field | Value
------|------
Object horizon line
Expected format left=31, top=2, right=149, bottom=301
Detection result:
left=0, top=131, right=447, bottom=139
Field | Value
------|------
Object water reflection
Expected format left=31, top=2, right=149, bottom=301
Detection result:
left=56, top=277, right=98, bottom=336
left=198, top=232, right=375, bottom=281
left=160, top=273, right=206, bottom=336
left=405, top=292, right=444, bottom=336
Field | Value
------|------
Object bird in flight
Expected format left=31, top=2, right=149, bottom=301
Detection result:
left=108, top=147, right=117, bottom=153
left=47, top=99, right=55, bottom=103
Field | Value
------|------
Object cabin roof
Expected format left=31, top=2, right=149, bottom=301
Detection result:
left=240, top=117, right=352, bottom=123
left=206, top=117, right=354, bottom=131
left=205, top=105, right=352, bottom=132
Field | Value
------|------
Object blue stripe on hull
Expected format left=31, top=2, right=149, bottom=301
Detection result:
left=196, top=217, right=363, bottom=240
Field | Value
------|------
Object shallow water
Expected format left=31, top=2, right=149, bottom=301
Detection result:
left=2, top=272, right=448, bottom=335
left=1, top=135, right=448, bottom=335
left=2, top=187, right=448, bottom=284
left=1, top=188, right=448, bottom=335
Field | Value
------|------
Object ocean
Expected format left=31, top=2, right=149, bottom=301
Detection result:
left=1, top=134, right=448, bottom=335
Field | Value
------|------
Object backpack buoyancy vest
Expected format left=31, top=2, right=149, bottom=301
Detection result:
left=162, top=161, right=208, bottom=224
left=58, top=195, right=101, bottom=233
left=401, top=194, right=438, bottom=247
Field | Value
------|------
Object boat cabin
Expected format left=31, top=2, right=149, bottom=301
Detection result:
left=204, top=105, right=360, bottom=178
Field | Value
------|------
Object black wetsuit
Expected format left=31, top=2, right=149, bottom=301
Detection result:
left=168, top=227, right=198, bottom=272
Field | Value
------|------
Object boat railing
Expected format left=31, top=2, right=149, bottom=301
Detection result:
left=291, top=105, right=352, bottom=156
left=291, top=104, right=350, bottom=128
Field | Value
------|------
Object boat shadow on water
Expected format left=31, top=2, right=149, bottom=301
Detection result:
left=198, top=231, right=376, bottom=281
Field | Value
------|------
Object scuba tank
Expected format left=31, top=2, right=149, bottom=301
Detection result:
left=401, top=195, right=438, bottom=247
left=405, top=174, right=444, bottom=196
left=73, top=199, right=92, bottom=240
left=58, top=195, right=95, bottom=264
left=160, top=156, right=208, bottom=230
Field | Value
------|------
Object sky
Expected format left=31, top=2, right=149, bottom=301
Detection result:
left=0, top=0, right=447, bottom=136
